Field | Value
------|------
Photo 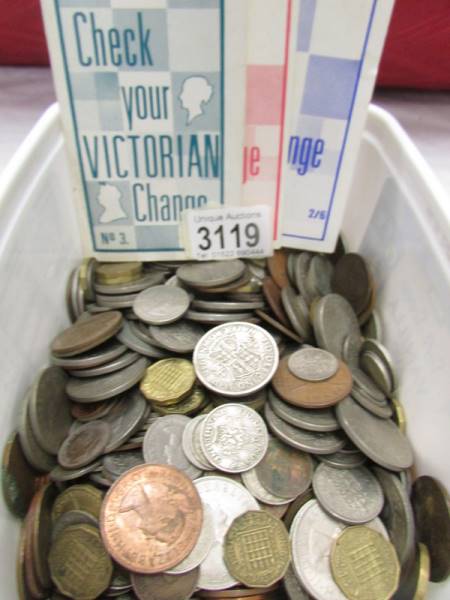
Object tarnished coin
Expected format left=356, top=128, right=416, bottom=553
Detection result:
left=58, top=421, right=111, bottom=469
left=255, top=310, right=304, bottom=344
left=262, top=277, right=290, bottom=327
left=28, top=482, right=57, bottom=590
left=319, top=450, right=366, bottom=470
left=288, top=348, right=338, bottom=382
left=294, top=252, right=314, bottom=305
left=49, top=524, right=113, bottom=599
left=117, top=319, right=169, bottom=358
left=51, top=484, right=103, bottom=523
left=103, top=451, right=144, bottom=480
left=149, top=321, right=205, bottom=353
left=306, top=255, right=333, bottom=298
left=133, top=285, right=191, bottom=325
left=66, top=356, right=149, bottom=402
left=140, top=358, right=196, bottom=405
left=143, top=415, right=202, bottom=480
left=49, top=460, right=102, bottom=483
left=254, top=437, right=313, bottom=499
left=331, top=253, right=371, bottom=315
left=96, top=291, right=139, bottom=309
left=50, top=311, right=123, bottom=357
left=264, top=402, right=345, bottom=455
left=411, top=475, right=450, bottom=581
left=67, top=350, right=138, bottom=378
left=103, top=390, right=148, bottom=452
left=336, top=397, right=414, bottom=471
left=18, top=393, right=56, bottom=473
left=283, top=488, right=315, bottom=529
left=28, top=366, right=72, bottom=455
left=269, top=390, right=340, bottom=432
left=177, top=260, right=246, bottom=288
left=194, top=476, right=259, bottom=590
left=272, top=356, right=352, bottom=409
left=201, top=404, right=268, bottom=473
left=267, top=250, right=289, bottom=289
left=96, top=261, right=142, bottom=285
left=131, top=568, right=200, bottom=600
left=51, top=339, right=127, bottom=370
left=95, top=270, right=165, bottom=294
left=100, top=465, right=203, bottom=573
left=2, top=432, right=39, bottom=517
left=241, top=468, right=294, bottom=506
left=51, top=510, right=99, bottom=543
left=331, top=526, right=400, bottom=600
left=193, top=322, right=279, bottom=397
left=224, top=511, right=290, bottom=587
left=360, top=350, right=394, bottom=396
left=24, top=490, right=49, bottom=598
left=313, top=463, right=384, bottom=524
left=312, top=294, right=361, bottom=358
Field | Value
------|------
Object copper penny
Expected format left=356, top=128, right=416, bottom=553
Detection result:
left=100, top=464, right=203, bottom=573
left=131, top=568, right=199, bottom=600
left=51, top=311, right=123, bottom=357
left=71, top=399, right=117, bottom=422
left=271, top=355, right=352, bottom=408
left=255, top=310, right=303, bottom=344
left=331, top=253, right=371, bottom=315
left=267, top=250, right=289, bottom=289
left=262, top=277, right=290, bottom=327
left=58, top=421, right=111, bottom=469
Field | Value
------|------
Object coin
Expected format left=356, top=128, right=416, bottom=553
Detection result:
left=51, top=509, right=99, bottom=542
left=186, top=309, right=255, bottom=324
left=262, top=277, right=290, bottom=327
left=319, top=450, right=366, bottom=470
left=306, top=255, right=333, bottom=298
left=330, top=526, right=400, bottom=600
left=264, top=402, right=345, bottom=454
left=23, top=492, right=47, bottom=598
left=58, top=421, right=111, bottom=469
left=288, top=348, right=339, bottom=382
left=360, top=350, right=394, bottom=395
left=224, top=510, right=290, bottom=587
left=201, top=404, right=268, bottom=473
left=411, top=475, right=450, bottom=581
left=241, top=468, right=294, bottom=506
left=2, top=431, right=39, bottom=517
left=117, top=319, right=169, bottom=358
left=280, top=286, right=310, bottom=339
left=331, top=253, right=371, bottom=315
left=50, top=311, right=123, bottom=357
left=51, top=484, right=103, bottom=523
left=290, top=499, right=388, bottom=600
left=192, top=299, right=265, bottom=312
left=133, top=285, right=191, bottom=325
left=28, top=366, right=72, bottom=455
left=193, top=322, right=279, bottom=397
left=28, top=483, right=57, bottom=590
left=336, top=397, right=414, bottom=471
left=254, top=437, right=313, bottom=499
left=103, top=390, right=148, bottom=452
left=312, top=294, right=361, bottom=358
left=391, top=395, right=407, bottom=433
left=282, top=488, right=315, bottom=529
left=195, top=584, right=279, bottom=598
left=95, top=270, right=166, bottom=294
left=313, top=463, right=383, bottom=524
left=51, top=339, right=127, bottom=370
left=131, top=568, right=200, bottom=600
left=96, top=261, right=142, bottom=285
left=50, top=461, right=102, bottom=482
left=272, top=356, right=352, bottom=409
left=140, top=358, right=196, bottom=405
left=268, top=390, right=340, bottom=432
left=414, top=543, right=430, bottom=600
left=100, top=464, right=203, bottom=573
left=361, top=338, right=397, bottom=389
left=294, top=253, right=314, bottom=305
left=49, top=524, right=113, bottom=599
left=255, top=310, right=303, bottom=344
left=67, top=349, right=139, bottom=378
left=154, top=385, right=207, bottom=416
left=17, top=522, right=33, bottom=600
left=143, top=415, right=202, bottom=480
left=103, top=451, right=144, bottom=480
left=177, top=260, right=246, bottom=288
left=149, top=321, right=205, bottom=353
left=194, top=476, right=259, bottom=590
left=267, top=250, right=289, bottom=289
left=283, top=564, right=311, bottom=600
left=18, top=393, right=56, bottom=473
left=182, top=415, right=213, bottom=471
left=66, top=356, right=149, bottom=402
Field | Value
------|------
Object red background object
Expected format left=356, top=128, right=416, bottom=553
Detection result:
left=0, top=0, right=449, bottom=89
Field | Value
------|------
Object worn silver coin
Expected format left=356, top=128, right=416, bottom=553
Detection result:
left=362, top=338, right=397, bottom=388
left=200, top=404, right=268, bottom=473
left=96, top=292, right=139, bottom=309
left=351, top=367, right=386, bottom=403
left=193, top=322, right=279, bottom=397
left=117, top=319, right=169, bottom=358
left=18, top=392, right=56, bottom=472
left=294, top=253, right=314, bottom=305
left=50, top=460, right=103, bottom=482
left=268, top=390, right=339, bottom=432
left=306, top=255, right=333, bottom=298
left=102, top=451, right=144, bottom=480
left=67, top=350, right=139, bottom=378
left=57, top=420, right=111, bottom=469
left=288, top=348, right=338, bottom=382
left=176, top=260, right=245, bottom=288
left=241, top=468, right=295, bottom=506
left=360, top=349, right=394, bottom=395
left=94, top=270, right=166, bottom=295
left=283, top=563, right=311, bottom=600
left=182, top=416, right=212, bottom=471
left=192, top=299, right=265, bottom=312
left=51, top=339, right=127, bottom=370
left=149, top=320, right=204, bottom=353
left=133, top=285, right=190, bottom=325
left=351, top=388, right=393, bottom=419
left=318, top=450, right=366, bottom=470
left=313, top=293, right=361, bottom=358
left=281, top=286, right=310, bottom=339
left=185, top=310, right=255, bottom=324
left=103, top=390, right=148, bottom=452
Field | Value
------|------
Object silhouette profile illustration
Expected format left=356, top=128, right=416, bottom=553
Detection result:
left=97, top=182, right=126, bottom=223
left=179, top=76, right=213, bottom=125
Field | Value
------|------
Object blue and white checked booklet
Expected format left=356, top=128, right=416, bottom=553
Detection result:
left=41, top=0, right=393, bottom=260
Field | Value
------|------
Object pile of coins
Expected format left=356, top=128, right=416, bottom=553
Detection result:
left=3, top=246, right=450, bottom=600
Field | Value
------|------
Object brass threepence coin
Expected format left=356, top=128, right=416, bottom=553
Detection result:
left=152, top=385, right=207, bottom=415
left=2, top=431, right=39, bottom=518
left=140, top=358, right=196, bottom=405
left=224, top=510, right=290, bottom=587
left=331, top=526, right=400, bottom=600
left=49, top=524, right=113, bottom=599
left=51, top=484, right=103, bottom=523
left=96, top=261, right=143, bottom=285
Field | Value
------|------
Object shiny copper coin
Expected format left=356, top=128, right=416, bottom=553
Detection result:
left=331, top=253, right=371, bottom=315
left=131, top=568, right=199, bottom=600
left=272, top=355, right=352, bottom=408
left=267, top=250, right=289, bottom=289
left=100, top=464, right=203, bottom=573
left=51, top=311, right=123, bottom=357
left=262, top=277, right=290, bottom=327
left=255, top=310, right=303, bottom=344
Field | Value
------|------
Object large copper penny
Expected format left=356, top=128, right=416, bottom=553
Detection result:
left=51, top=311, right=123, bottom=357
left=131, top=568, right=199, bottom=600
left=100, top=464, right=203, bottom=573
left=267, top=250, right=289, bottom=289
left=271, top=356, right=352, bottom=408
left=262, top=277, right=290, bottom=327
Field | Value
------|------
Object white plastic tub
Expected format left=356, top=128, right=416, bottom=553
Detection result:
left=0, top=103, right=448, bottom=598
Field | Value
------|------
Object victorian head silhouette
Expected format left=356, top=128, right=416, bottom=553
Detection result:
left=97, top=182, right=126, bottom=224
left=179, top=76, right=213, bottom=125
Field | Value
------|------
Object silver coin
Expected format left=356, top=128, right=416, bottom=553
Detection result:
left=246, top=262, right=266, bottom=281
left=182, top=416, right=212, bottom=471
left=192, top=299, right=265, bottom=312
left=287, top=253, right=298, bottom=286
left=18, top=392, right=56, bottom=472
left=51, top=340, right=127, bottom=370
left=360, top=349, right=394, bottom=396
left=336, top=396, right=413, bottom=471
left=165, top=505, right=215, bottom=574
left=241, top=468, right=295, bottom=506
left=117, top=320, right=168, bottom=358
left=351, top=367, right=386, bottom=403
left=67, top=350, right=139, bottom=378
left=65, top=356, right=149, bottom=402
left=201, top=404, right=268, bottom=473
left=341, top=332, right=362, bottom=367
left=283, top=563, right=311, bottom=600
left=94, top=271, right=166, bottom=295
left=176, top=260, right=245, bottom=288
left=192, top=418, right=215, bottom=471
left=306, top=255, right=333, bottom=298
left=185, top=310, right=255, bottom=324
left=362, top=338, right=397, bottom=389
left=194, top=476, right=259, bottom=590
left=96, top=292, right=139, bottom=309
left=351, top=388, right=393, bottom=419
left=313, top=293, right=361, bottom=358
left=103, top=390, right=148, bottom=452
left=264, top=402, right=345, bottom=455
left=312, top=463, right=384, bottom=524
left=288, top=348, right=338, bottom=382
left=103, top=451, right=144, bottom=479
left=133, top=285, right=190, bottom=325
left=362, top=310, right=383, bottom=341
left=318, top=450, right=366, bottom=470
left=290, top=499, right=388, bottom=600
left=149, top=320, right=205, bottom=353
left=143, top=415, right=201, bottom=480
left=50, top=460, right=102, bottom=482
left=373, top=466, right=416, bottom=566
left=71, top=266, right=83, bottom=319
left=294, top=252, right=314, bottom=305
left=269, top=390, right=339, bottom=432
left=193, top=322, right=279, bottom=397
left=127, top=320, right=170, bottom=352
left=86, top=303, right=111, bottom=314
left=281, top=286, right=310, bottom=339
